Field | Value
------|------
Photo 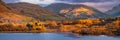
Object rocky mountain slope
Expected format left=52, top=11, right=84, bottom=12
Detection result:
left=106, top=4, right=120, bottom=17
left=7, top=2, right=64, bottom=21
left=45, top=3, right=108, bottom=19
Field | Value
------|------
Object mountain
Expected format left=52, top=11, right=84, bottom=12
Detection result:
left=0, top=0, right=31, bottom=23
left=7, top=2, right=64, bottom=21
left=45, top=3, right=108, bottom=19
left=106, top=4, right=120, bottom=17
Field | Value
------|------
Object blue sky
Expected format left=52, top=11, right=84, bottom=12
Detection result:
left=3, top=0, right=120, bottom=12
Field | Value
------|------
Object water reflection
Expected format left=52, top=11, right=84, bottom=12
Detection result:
left=0, top=33, right=120, bottom=40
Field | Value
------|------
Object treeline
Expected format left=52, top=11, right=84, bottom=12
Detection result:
left=0, top=21, right=46, bottom=32
left=58, top=17, right=120, bottom=36
left=0, top=17, right=120, bottom=36
left=0, top=23, right=27, bottom=32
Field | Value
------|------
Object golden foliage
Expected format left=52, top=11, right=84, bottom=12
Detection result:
left=73, top=7, right=93, bottom=15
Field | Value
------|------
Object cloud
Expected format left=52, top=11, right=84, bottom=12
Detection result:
left=18, top=0, right=56, bottom=4
left=19, top=0, right=40, bottom=4
left=78, top=1, right=120, bottom=12
left=3, top=0, right=56, bottom=4
left=53, top=0, right=120, bottom=12
left=57, top=0, right=114, bottom=2
left=3, top=0, right=120, bottom=12
left=3, top=0, right=19, bottom=3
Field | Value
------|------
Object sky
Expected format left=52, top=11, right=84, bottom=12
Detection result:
left=3, top=0, right=120, bottom=12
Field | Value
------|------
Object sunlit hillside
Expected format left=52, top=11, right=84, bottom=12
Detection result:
left=45, top=3, right=108, bottom=19
left=0, top=0, right=32, bottom=23
left=7, top=2, right=64, bottom=21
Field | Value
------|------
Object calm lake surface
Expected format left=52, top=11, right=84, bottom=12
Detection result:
left=0, top=33, right=120, bottom=40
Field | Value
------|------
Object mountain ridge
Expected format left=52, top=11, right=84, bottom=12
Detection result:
left=106, top=4, right=120, bottom=17
left=45, top=3, right=108, bottom=19
left=7, top=2, right=64, bottom=21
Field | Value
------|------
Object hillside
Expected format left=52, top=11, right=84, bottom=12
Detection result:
left=7, top=2, right=64, bottom=21
left=106, top=4, right=120, bottom=17
left=45, top=3, right=108, bottom=19
left=0, top=0, right=31, bottom=23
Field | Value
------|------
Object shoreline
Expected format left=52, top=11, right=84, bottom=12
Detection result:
left=0, top=31, right=119, bottom=36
